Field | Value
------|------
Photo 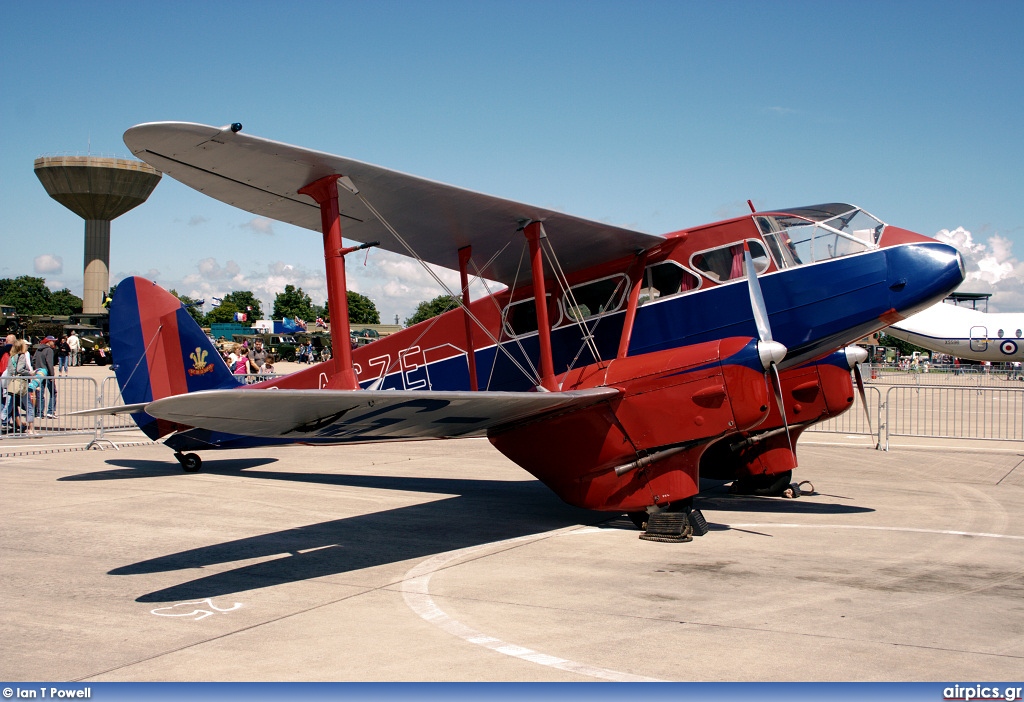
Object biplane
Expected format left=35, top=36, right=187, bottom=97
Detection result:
left=96, top=121, right=966, bottom=535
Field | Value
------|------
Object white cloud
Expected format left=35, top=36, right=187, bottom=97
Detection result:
left=34, top=254, right=63, bottom=274
left=180, top=258, right=327, bottom=317
left=347, top=248, right=501, bottom=324
left=161, top=249, right=501, bottom=324
left=934, top=227, right=1024, bottom=312
left=242, top=217, right=275, bottom=236
left=194, top=258, right=241, bottom=280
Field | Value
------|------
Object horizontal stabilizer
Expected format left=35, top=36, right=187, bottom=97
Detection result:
left=70, top=402, right=150, bottom=417
left=144, top=387, right=620, bottom=441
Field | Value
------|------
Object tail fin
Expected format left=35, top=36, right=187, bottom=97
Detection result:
left=110, top=277, right=239, bottom=439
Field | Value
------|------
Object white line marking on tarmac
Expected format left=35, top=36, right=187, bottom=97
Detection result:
left=401, top=530, right=664, bottom=682
left=725, top=524, right=1024, bottom=540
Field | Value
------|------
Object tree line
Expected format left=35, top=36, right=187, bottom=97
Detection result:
left=0, top=276, right=84, bottom=316
left=3, top=275, right=469, bottom=330
left=170, top=285, right=380, bottom=326
left=0, top=276, right=380, bottom=326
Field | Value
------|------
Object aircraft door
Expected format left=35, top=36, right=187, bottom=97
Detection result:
left=970, top=326, right=988, bottom=353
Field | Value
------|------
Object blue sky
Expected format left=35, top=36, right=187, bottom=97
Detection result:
left=2, top=0, right=1022, bottom=319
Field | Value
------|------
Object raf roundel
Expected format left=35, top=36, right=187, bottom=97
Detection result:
left=1000, top=340, right=1018, bottom=355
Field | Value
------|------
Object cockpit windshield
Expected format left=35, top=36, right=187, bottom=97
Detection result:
left=755, top=203, right=884, bottom=268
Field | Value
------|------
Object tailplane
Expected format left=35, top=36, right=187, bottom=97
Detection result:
left=110, top=277, right=239, bottom=439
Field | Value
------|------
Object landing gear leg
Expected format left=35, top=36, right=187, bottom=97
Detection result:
left=627, top=511, right=650, bottom=530
left=174, top=452, right=202, bottom=473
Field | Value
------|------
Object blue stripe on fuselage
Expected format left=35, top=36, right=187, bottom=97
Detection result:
left=366, top=244, right=959, bottom=393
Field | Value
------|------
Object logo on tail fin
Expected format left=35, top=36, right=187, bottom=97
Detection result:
left=188, top=347, right=215, bottom=376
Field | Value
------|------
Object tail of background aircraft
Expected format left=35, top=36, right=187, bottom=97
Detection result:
left=110, top=276, right=240, bottom=439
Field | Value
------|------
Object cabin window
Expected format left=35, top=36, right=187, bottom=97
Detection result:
left=998, top=329, right=1004, bottom=338
left=502, top=295, right=557, bottom=337
left=562, top=274, right=629, bottom=322
left=690, top=240, right=769, bottom=283
left=1017, top=329, right=1022, bottom=338
left=638, top=261, right=701, bottom=305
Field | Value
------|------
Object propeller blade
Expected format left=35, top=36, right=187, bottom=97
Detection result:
left=769, top=361, right=794, bottom=459
left=743, top=242, right=772, bottom=344
left=853, top=362, right=873, bottom=435
left=747, top=240, right=795, bottom=466
left=843, top=346, right=873, bottom=435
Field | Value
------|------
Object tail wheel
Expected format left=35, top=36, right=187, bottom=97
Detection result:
left=175, top=452, right=202, bottom=473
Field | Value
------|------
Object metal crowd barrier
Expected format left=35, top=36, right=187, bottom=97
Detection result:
left=805, top=371, right=1024, bottom=450
left=1, top=376, right=103, bottom=439
left=1, top=373, right=279, bottom=444
left=866, top=363, right=1024, bottom=388
left=883, top=384, right=1024, bottom=450
left=804, top=386, right=883, bottom=446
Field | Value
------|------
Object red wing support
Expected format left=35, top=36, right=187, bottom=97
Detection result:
left=524, top=222, right=557, bottom=391
left=297, top=174, right=360, bottom=390
left=458, top=245, right=479, bottom=391
left=617, top=251, right=648, bottom=359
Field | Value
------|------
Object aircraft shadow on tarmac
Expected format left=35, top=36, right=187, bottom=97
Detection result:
left=58, top=457, right=280, bottom=481
left=107, top=468, right=601, bottom=603
left=89, top=459, right=873, bottom=603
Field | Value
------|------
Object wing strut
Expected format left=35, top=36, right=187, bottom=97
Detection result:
left=524, top=222, right=558, bottom=391
left=297, top=174, right=376, bottom=390
left=458, top=245, right=480, bottom=391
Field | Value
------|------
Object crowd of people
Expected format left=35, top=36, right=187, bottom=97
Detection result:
left=1, top=333, right=62, bottom=436
left=295, top=340, right=331, bottom=364
left=222, top=338, right=276, bottom=377
left=2, top=332, right=335, bottom=436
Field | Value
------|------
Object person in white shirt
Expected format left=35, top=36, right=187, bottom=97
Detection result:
left=67, top=331, right=81, bottom=367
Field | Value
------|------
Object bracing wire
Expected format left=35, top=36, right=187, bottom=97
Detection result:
left=112, top=324, right=164, bottom=405
left=352, top=190, right=541, bottom=387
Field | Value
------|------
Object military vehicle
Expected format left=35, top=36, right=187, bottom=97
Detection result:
left=1, top=305, right=23, bottom=336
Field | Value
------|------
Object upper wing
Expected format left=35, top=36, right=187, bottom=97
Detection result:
left=123, top=122, right=663, bottom=286
left=143, top=387, right=619, bottom=441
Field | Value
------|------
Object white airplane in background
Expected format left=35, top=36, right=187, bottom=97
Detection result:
left=886, top=301, right=1024, bottom=362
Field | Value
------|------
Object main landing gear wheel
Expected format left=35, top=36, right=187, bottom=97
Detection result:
left=174, top=452, right=202, bottom=473
left=729, top=470, right=793, bottom=496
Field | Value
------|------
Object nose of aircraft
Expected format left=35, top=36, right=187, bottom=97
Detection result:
left=881, top=226, right=965, bottom=320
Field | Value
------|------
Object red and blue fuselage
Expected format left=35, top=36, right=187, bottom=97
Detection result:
left=110, top=203, right=964, bottom=511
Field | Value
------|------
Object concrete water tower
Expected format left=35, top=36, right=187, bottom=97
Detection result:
left=34, top=156, right=161, bottom=313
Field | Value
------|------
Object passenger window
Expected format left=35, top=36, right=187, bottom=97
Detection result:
left=638, top=261, right=700, bottom=305
left=690, top=240, right=769, bottom=282
left=562, top=274, right=628, bottom=322
left=1017, top=329, right=1022, bottom=338
left=503, top=298, right=537, bottom=337
left=998, top=329, right=1004, bottom=338
left=499, top=294, right=557, bottom=337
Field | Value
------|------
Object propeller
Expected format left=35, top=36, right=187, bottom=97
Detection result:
left=844, top=346, right=873, bottom=434
left=743, top=242, right=793, bottom=459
